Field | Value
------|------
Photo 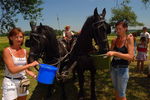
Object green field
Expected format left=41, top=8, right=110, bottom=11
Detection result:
left=0, top=36, right=150, bottom=100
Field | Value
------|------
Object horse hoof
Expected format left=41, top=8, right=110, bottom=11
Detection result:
left=78, top=97, right=84, bottom=100
left=91, top=98, right=97, bottom=100
left=78, top=94, right=85, bottom=100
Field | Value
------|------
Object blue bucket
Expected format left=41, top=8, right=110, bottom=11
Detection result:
left=37, top=64, right=58, bottom=84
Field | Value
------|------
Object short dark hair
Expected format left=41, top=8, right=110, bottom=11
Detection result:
left=140, top=37, right=146, bottom=42
left=115, top=20, right=128, bottom=28
left=8, top=28, right=24, bottom=45
left=143, top=27, right=147, bottom=30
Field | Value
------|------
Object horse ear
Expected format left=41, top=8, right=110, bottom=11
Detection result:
left=40, top=23, right=43, bottom=27
left=101, top=8, right=106, bottom=17
left=94, top=7, right=98, bottom=17
left=30, top=21, right=36, bottom=32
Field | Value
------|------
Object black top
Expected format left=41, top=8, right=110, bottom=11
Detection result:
left=111, top=39, right=129, bottom=67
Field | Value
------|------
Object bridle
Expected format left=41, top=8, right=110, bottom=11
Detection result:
left=29, top=27, right=77, bottom=65
left=92, top=16, right=108, bottom=42
left=92, top=19, right=106, bottom=29
left=29, top=31, right=47, bottom=60
left=92, top=15, right=107, bottom=29
left=91, top=15, right=109, bottom=52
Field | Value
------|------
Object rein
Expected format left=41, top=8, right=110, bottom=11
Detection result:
left=51, top=38, right=77, bottom=66
left=31, top=31, right=78, bottom=79
left=31, top=32, right=47, bottom=59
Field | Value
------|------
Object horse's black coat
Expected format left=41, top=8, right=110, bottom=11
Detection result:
left=27, top=24, right=69, bottom=100
left=66, top=8, right=111, bottom=100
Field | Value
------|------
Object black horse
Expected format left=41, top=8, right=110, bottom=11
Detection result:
left=26, top=22, right=72, bottom=99
left=65, top=8, right=111, bottom=100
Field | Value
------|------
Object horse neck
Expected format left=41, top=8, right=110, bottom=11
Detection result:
left=70, top=31, right=93, bottom=58
left=79, top=30, right=93, bottom=48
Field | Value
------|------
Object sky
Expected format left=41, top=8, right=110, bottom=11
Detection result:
left=16, top=0, right=150, bottom=32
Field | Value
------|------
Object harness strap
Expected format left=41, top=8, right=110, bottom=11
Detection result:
left=5, top=76, right=24, bottom=80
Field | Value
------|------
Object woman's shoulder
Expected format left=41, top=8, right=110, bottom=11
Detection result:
left=22, top=48, right=27, bottom=55
left=3, top=47, right=11, bottom=56
left=126, top=34, right=134, bottom=46
left=127, top=34, right=134, bottom=41
left=3, top=47, right=10, bottom=52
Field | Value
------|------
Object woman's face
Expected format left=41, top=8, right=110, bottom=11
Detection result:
left=143, top=29, right=147, bottom=33
left=115, top=24, right=127, bottom=36
left=10, top=32, right=24, bottom=46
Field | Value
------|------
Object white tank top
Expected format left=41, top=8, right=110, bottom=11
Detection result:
left=4, top=47, right=27, bottom=78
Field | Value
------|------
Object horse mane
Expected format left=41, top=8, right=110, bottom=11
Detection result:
left=37, top=25, right=55, bottom=35
left=67, top=15, right=96, bottom=64
left=75, top=15, right=94, bottom=49
left=80, top=16, right=94, bottom=35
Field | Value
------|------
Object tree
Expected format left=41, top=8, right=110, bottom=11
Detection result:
left=120, top=0, right=150, bottom=7
left=0, top=0, right=43, bottom=33
left=110, top=0, right=144, bottom=27
left=140, top=0, right=150, bottom=7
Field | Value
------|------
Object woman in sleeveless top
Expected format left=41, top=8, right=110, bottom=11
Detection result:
left=106, top=21, right=134, bottom=100
left=2, top=28, right=39, bottom=100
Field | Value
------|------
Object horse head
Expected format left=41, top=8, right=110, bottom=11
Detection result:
left=67, top=8, right=111, bottom=65
left=91, top=8, right=111, bottom=54
left=27, top=23, right=46, bottom=63
left=27, top=23, right=59, bottom=64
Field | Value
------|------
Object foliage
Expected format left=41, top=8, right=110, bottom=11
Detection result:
left=110, top=1, right=144, bottom=27
left=123, top=0, right=150, bottom=7
left=55, top=29, right=63, bottom=36
left=0, top=0, right=43, bottom=33
left=140, top=0, right=150, bottom=7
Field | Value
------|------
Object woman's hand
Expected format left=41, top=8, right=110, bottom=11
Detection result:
left=32, top=75, right=37, bottom=79
left=29, top=61, right=39, bottom=67
left=106, top=51, right=116, bottom=56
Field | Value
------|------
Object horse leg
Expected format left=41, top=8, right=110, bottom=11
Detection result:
left=29, top=82, right=53, bottom=100
left=77, top=69, right=85, bottom=100
left=60, top=80, right=67, bottom=100
left=90, top=68, right=97, bottom=100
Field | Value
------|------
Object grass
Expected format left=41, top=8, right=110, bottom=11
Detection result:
left=0, top=36, right=150, bottom=100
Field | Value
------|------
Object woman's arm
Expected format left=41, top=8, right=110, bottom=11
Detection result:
left=126, top=35, right=134, bottom=60
left=25, top=50, right=37, bottom=78
left=2, top=48, right=39, bottom=74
